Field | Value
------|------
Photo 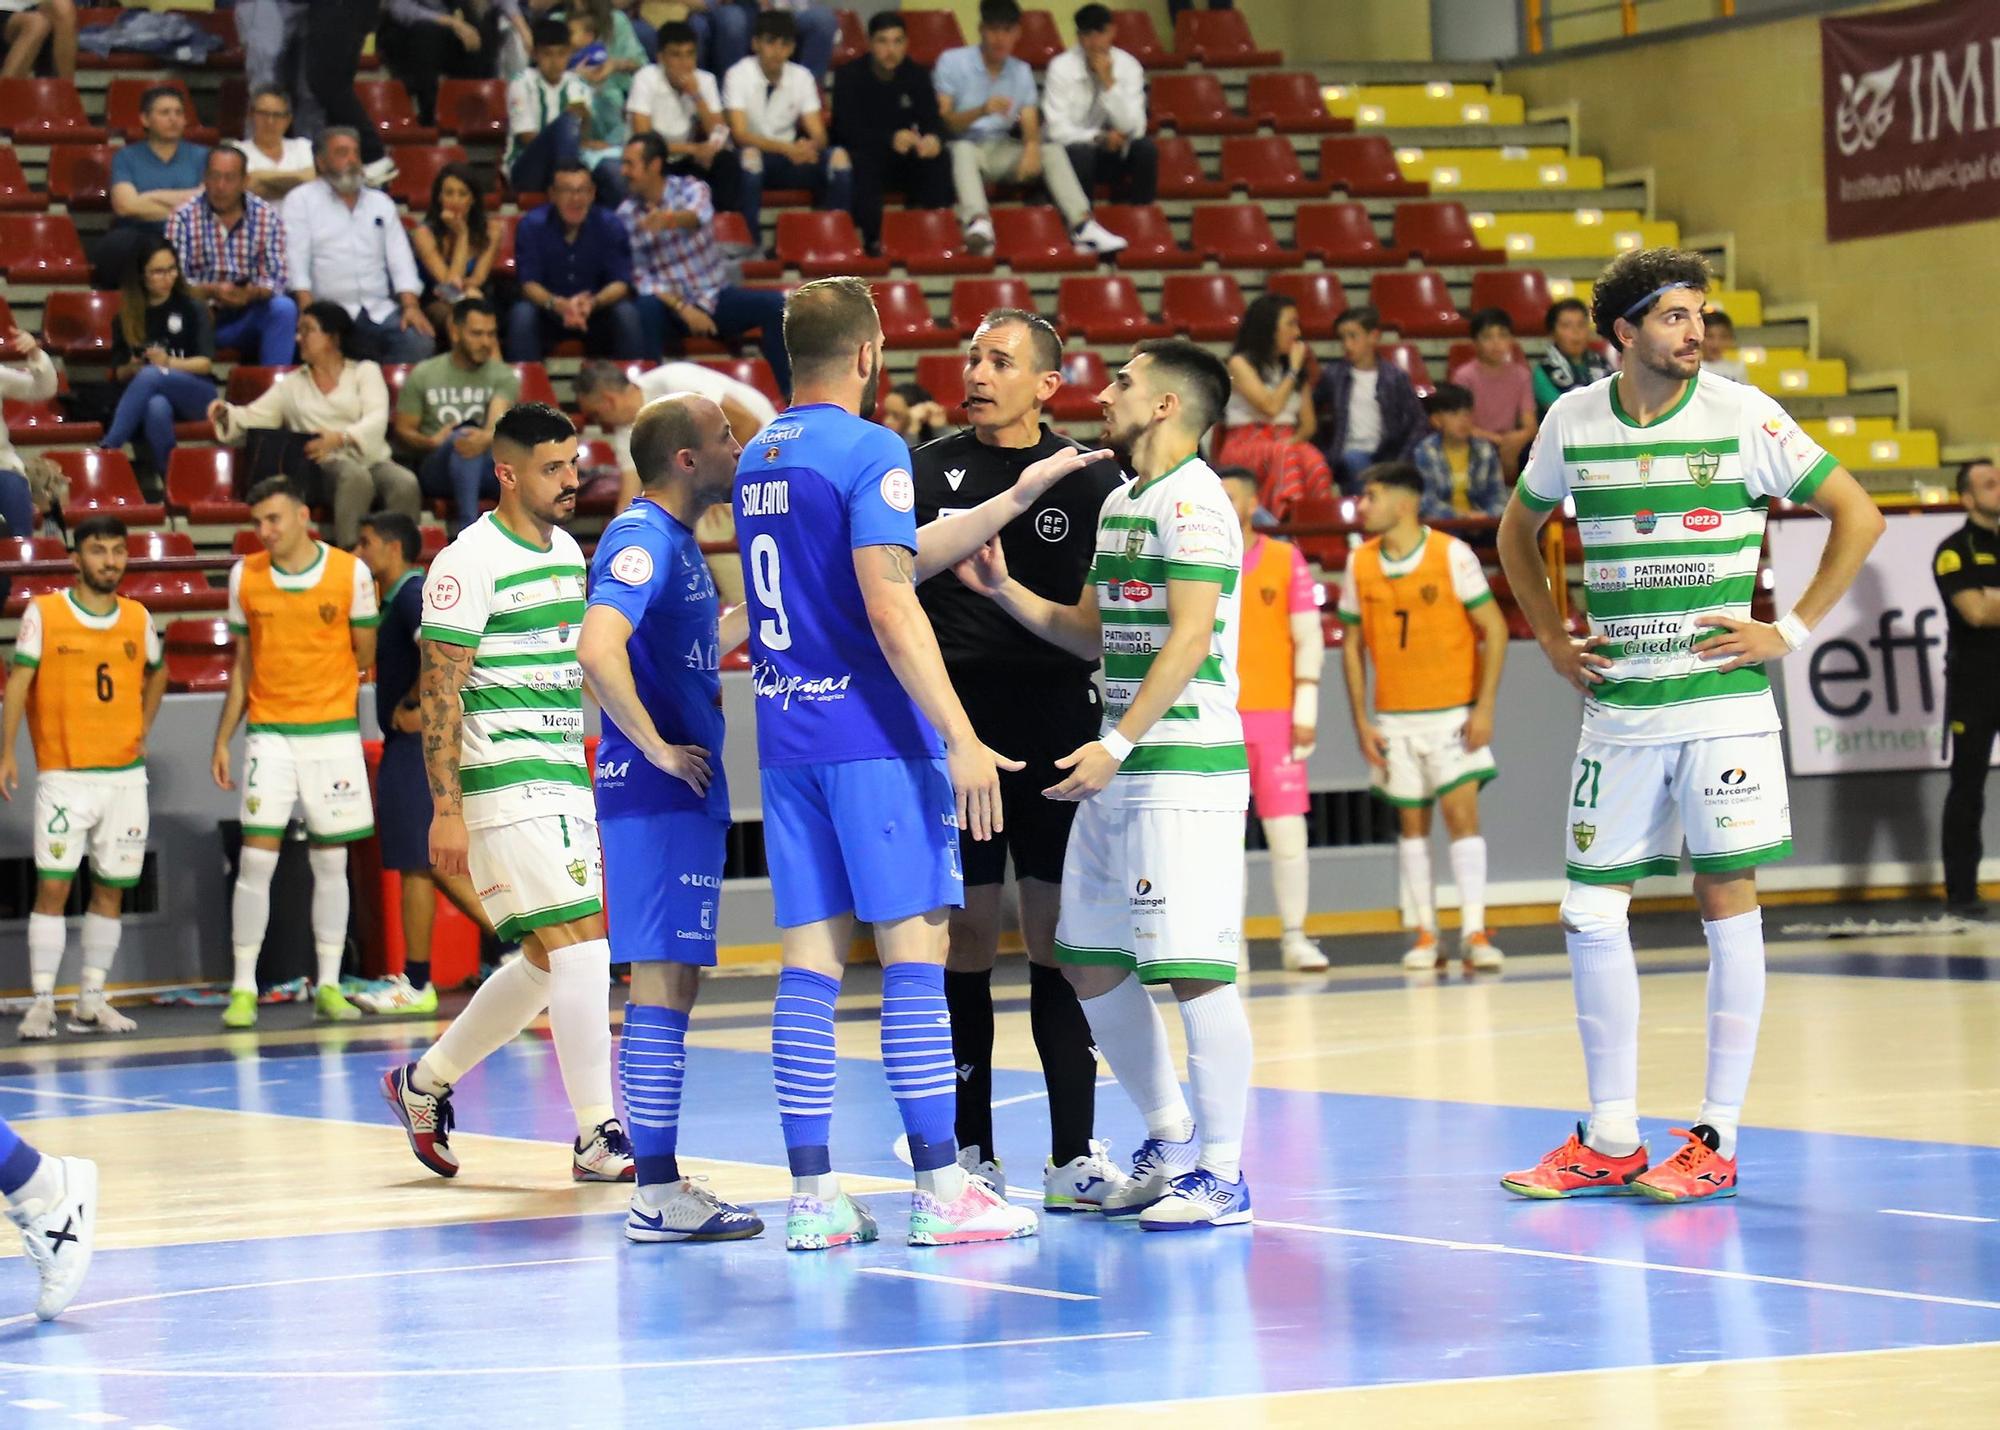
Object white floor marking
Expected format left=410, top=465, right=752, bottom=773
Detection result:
left=859, top=1268, right=1096, bottom=1302
left=1880, top=1208, right=1996, bottom=1225
left=8, top=1401, right=63, bottom=1411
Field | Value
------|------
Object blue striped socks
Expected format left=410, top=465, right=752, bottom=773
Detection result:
left=881, top=963, right=958, bottom=1173
left=773, top=967, right=840, bottom=1178
left=620, top=1004, right=688, bottom=1191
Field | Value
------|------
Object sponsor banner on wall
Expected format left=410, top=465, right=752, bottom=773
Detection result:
left=1769, top=511, right=1983, bottom=774
left=1822, top=0, right=2000, bottom=240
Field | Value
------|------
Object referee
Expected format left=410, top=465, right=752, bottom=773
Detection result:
left=913, top=309, right=1127, bottom=1207
left=1933, top=458, right=2000, bottom=918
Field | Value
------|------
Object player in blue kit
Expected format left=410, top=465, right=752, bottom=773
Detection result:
left=579, top=392, right=765, bottom=1244
left=736, top=277, right=1110, bottom=1250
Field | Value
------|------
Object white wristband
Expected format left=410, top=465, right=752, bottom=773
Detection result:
left=1291, top=683, right=1318, bottom=727
left=1099, top=729, right=1134, bottom=762
left=1775, top=612, right=1809, bottom=652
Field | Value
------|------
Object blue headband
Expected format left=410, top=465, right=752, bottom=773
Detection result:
left=1622, top=281, right=1699, bottom=321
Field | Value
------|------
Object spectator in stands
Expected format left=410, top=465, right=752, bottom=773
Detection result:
left=768, top=0, right=839, bottom=80
left=573, top=356, right=775, bottom=513
left=206, top=301, right=422, bottom=548
left=683, top=0, right=750, bottom=79
left=830, top=11, right=952, bottom=253
left=394, top=296, right=516, bottom=534
left=410, top=164, right=504, bottom=338
left=235, top=2, right=312, bottom=136
left=508, top=17, right=600, bottom=195
left=882, top=380, right=947, bottom=450
left=568, top=0, right=648, bottom=156
left=1042, top=4, right=1155, bottom=206
left=95, top=86, right=210, bottom=289
left=233, top=85, right=317, bottom=202
left=2, top=0, right=75, bottom=80
left=1449, top=308, right=1536, bottom=475
left=615, top=133, right=790, bottom=391
left=1313, top=305, right=1427, bottom=494
left=626, top=21, right=740, bottom=212
left=1703, top=306, right=1749, bottom=382
left=1409, top=382, right=1504, bottom=520
left=506, top=158, right=646, bottom=361
left=614, top=0, right=658, bottom=61
left=1218, top=293, right=1333, bottom=522
left=168, top=147, right=298, bottom=369
left=0, top=330, right=55, bottom=537
left=1533, top=296, right=1612, bottom=417
left=935, top=0, right=1125, bottom=258
left=303, top=0, right=399, bottom=191
left=724, top=9, right=851, bottom=237
left=380, top=0, right=525, bottom=129
left=283, top=128, right=437, bottom=365
left=102, top=241, right=217, bottom=485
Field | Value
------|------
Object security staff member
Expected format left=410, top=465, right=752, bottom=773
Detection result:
left=1932, top=458, right=2000, bottom=918
left=912, top=308, right=1126, bottom=1203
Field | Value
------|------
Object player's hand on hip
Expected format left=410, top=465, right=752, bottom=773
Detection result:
left=1044, top=740, right=1120, bottom=803
left=952, top=536, right=1010, bottom=597
left=1543, top=632, right=1613, bottom=694
left=649, top=741, right=713, bottom=797
left=1692, top=615, right=1787, bottom=672
left=1018, top=446, right=1115, bottom=502
left=1353, top=719, right=1388, bottom=771
left=1462, top=709, right=1493, bottom=751
left=211, top=743, right=233, bottom=790
left=949, top=739, right=1021, bottom=841
left=429, top=811, right=471, bottom=877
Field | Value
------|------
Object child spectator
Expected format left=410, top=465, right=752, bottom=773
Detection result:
left=1410, top=383, right=1506, bottom=519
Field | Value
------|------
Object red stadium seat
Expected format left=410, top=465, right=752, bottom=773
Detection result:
left=693, top=358, right=785, bottom=410
left=1047, top=350, right=1110, bottom=422
left=777, top=211, right=888, bottom=277
left=420, top=522, right=448, bottom=557
left=950, top=277, right=1036, bottom=335
left=490, top=212, right=521, bottom=277
left=1191, top=206, right=1300, bottom=269
left=166, top=447, right=252, bottom=526
left=1154, top=137, right=1228, bottom=200
left=882, top=209, right=995, bottom=275
left=386, top=144, right=470, bottom=210
left=914, top=354, right=967, bottom=413
left=1392, top=201, right=1504, bottom=266
left=120, top=532, right=223, bottom=613
left=436, top=79, right=509, bottom=141
left=52, top=451, right=166, bottom=527
left=1057, top=276, right=1171, bottom=343
left=4, top=386, right=104, bottom=447
left=901, top=10, right=966, bottom=66
left=1268, top=272, right=1350, bottom=341
left=0, top=149, right=39, bottom=211
left=40, top=291, right=120, bottom=359
left=1017, top=10, right=1065, bottom=66
left=355, top=78, right=439, bottom=144
left=227, top=366, right=291, bottom=405
left=1470, top=269, right=1557, bottom=336
left=512, top=363, right=559, bottom=408
left=873, top=281, right=947, bottom=349
left=1160, top=273, right=1245, bottom=341
left=1094, top=204, right=1199, bottom=270
left=1220, top=136, right=1332, bottom=199
left=832, top=10, right=867, bottom=68
left=713, top=212, right=782, bottom=278
left=380, top=364, right=412, bottom=410
left=163, top=617, right=234, bottom=693
left=0, top=215, right=90, bottom=283
left=46, top=144, right=114, bottom=213
left=0, top=536, right=71, bottom=616
left=0, top=79, right=106, bottom=140
left=1371, top=271, right=1469, bottom=338
left=1285, top=496, right=1353, bottom=571
left=991, top=205, right=1093, bottom=273
left=1149, top=75, right=1255, bottom=136
left=1378, top=342, right=1435, bottom=392
left=1247, top=73, right=1348, bottom=134
left=1294, top=202, right=1401, bottom=266
left=1319, top=136, right=1428, bottom=198
left=1173, top=9, right=1280, bottom=66
left=105, top=77, right=218, bottom=144
left=1109, top=10, right=1174, bottom=68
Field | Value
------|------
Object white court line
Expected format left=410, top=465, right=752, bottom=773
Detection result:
left=1881, top=1208, right=1997, bottom=1225
left=860, top=1268, right=1096, bottom=1302
left=1260, top=1218, right=2000, bottom=1312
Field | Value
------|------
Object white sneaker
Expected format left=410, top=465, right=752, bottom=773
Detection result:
left=9, top=1156, right=97, bottom=1320
left=909, top=1170, right=1039, bottom=1245
left=1138, top=1168, right=1253, bottom=1231
left=1401, top=929, right=1444, bottom=971
left=1463, top=930, right=1505, bottom=972
left=351, top=974, right=438, bottom=1015
left=1281, top=932, right=1330, bottom=972
left=67, top=994, right=136, bottom=1035
left=362, top=156, right=400, bottom=188
left=956, top=1145, right=1001, bottom=1185
left=627, top=1178, right=765, bottom=1243
left=17, top=996, right=57, bottom=1041
left=573, top=1119, right=637, bottom=1183
left=963, top=215, right=995, bottom=255
left=1044, top=1139, right=1133, bottom=1213
left=1071, top=218, right=1128, bottom=255
left=1100, top=1133, right=1199, bottom=1217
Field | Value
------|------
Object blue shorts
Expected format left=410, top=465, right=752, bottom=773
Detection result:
left=376, top=735, right=430, bottom=873
left=601, top=808, right=728, bottom=965
left=760, top=756, right=962, bottom=928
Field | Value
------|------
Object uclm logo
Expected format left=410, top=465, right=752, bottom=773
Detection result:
left=1683, top=508, right=1722, bottom=532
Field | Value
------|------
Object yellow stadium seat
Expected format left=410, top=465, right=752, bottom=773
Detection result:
left=1390, top=147, right=1605, bottom=192
left=1705, top=288, right=1763, bottom=327
left=1739, top=349, right=1847, bottom=396
left=1799, top=419, right=1941, bottom=470
left=1466, top=210, right=1679, bottom=259
left=1321, top=84, right=1526, bottom=129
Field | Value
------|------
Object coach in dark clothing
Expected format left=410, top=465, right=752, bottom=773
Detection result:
left=1933, top=458, right=2000, bottom=918
left=830, top=10, right=954, bottom=250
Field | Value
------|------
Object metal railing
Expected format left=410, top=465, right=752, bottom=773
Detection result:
left=1523, top=0, right=1737, bottom=55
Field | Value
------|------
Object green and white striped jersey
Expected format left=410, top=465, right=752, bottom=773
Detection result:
left=419, top=512, right=592, bottom=830
left=1090, top=454, right=1248, bottom=811
left=1518, top=370, right=1838, bottom=745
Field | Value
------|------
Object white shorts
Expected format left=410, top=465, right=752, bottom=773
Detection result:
left=1375, top=708, right=1498, bottom=807
left=35, top=770, right=148, bottom=885
left=1564, top=731, right=1791, bottom=885
left=469, top=812, right=604, bottom=945
left=1053, top=800, right=1245, bottom=985
left=241, top=731, right=374, bottom=843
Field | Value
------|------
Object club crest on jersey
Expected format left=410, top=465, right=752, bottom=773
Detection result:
left=319, top=603, right=339, bottom=624
left=1124, top=530, right=1145, bottom=558
left=1572, top=822, right=1596, bottom=852
left=764, top=445, right=781, bottom=462
left=1260, top=587, right=1278, bottom=605
left=123, top=640, right=137, bottom=660
left=246, top=797, right=261, bottom=815
left=1420, top=583, right=1439, bottom=605
left=1636, top=454, right=1652, bottom=483
left=1686, top=450, right=1720, bottom=486
left=47, top=841, right=64, bottom=860
left=567, top=859, right=587, bottom=887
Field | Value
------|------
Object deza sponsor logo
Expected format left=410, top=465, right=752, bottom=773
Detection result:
left=1684, top=508, right=1723, bottom=532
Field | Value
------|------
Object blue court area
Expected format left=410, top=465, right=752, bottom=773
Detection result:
left=0, top=973, right=1994, bottom=1427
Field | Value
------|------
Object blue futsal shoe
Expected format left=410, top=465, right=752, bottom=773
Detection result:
left=1138, top=1168, right=1254, bottom=1231
left=626, top=1178, right=766, bottom=1243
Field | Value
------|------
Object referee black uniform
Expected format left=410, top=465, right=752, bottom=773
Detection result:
left=1932, top=517, right=2000, bottom=911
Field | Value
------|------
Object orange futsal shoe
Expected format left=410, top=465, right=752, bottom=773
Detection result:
left=1500, top=1123, right=1648, bottom=1199
left=1632, top=1125, right=1738, bottom=1203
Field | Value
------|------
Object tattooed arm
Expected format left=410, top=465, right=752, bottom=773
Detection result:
left=421, top=635, right=479, bottom=876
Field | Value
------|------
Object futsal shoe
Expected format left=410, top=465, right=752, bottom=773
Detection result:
left=1139, top=1168, right=1254, bottom=1231
left=17, top=996, right=57, bottom=1041
left=574, top=1120, right=637, bottom=1182
left=1632, top=1126, right=1738, bottom=1203
left=1101, top=1134, right=1200, bottom=1218
left=381, top=1063, right=459, bottom=1177
left=315, top=982, right=362, bottom=1021
left=1400, top=929, right=1444, bottom=972
left=221, top=988, right=258, bottom=1029
left=786, top=1189, right=880, bottom=1251
left=1044, top=1140, right=1133, bottom=1213
left=1462, top=931, right=1505, bottom=974
left=8, top=1155, right=96, bottom=1321
left=626, top=1179, right=766, bottom=1243
left=67, top=993, right=136, bottom=1035
left=909, top=1173, right=1040, bottom=1246
left=1499, top=1122, right=1647, bottom=1199
left=352, top=975, right=438, bottom=1015
left=1281, top=932, right=1331, bottom=972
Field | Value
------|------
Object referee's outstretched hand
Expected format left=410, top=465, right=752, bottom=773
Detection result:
left=949, top=739, right=1025, bottom=842
left=1018, top=447, right=1117, bottom=501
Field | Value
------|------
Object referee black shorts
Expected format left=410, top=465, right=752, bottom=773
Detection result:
left=952, top=669, right=1103, bottom=888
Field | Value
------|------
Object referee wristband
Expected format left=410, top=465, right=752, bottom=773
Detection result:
left=1099, top=730, right=1134, bottom=762
left=1775, top=612, right=1809, bottom=652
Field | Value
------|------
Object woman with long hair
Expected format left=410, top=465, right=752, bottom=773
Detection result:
left=410, top=163, right=502, bottom=336
left=102, top=240, right=216, bottom=482
left=1218, top=293, right=1334, bottom=521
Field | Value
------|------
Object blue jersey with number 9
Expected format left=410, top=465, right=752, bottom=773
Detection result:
left=732, top=402, right=945, bottom=767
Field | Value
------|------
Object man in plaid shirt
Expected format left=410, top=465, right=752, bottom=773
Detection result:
left=615, top=132, right=792, bottom=399
left=166, top=147, right=297, bottom=367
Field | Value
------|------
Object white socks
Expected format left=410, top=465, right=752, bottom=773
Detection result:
left=1699, top=909, right=1765, bottom=1158
left=420, top=955, right=550, bottom=1090
left=545, top=939, right=615, bottom=1137
left=230, top=845, right=280, bottom=992
left=1449, top=836, right=1487, bottom=935
left=1179, top=985, right=1252, bottom=1181
left=27, top=913, right=64, bottom=997
left=1078, top=975, right=1192, bottom=1141
left=1561, top=884, right=1641, bottom=1156
left=308, top=846, right=350, bottom=987
left=1262, top=815, right=1310, bottom=936
left=80, top=913, right=119, bottom=998
left=1398, top=836, right=1435, bottom=931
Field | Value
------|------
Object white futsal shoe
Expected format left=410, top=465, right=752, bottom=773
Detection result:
left=1100, top=1134, right=1200, bottom=1217
left=626, top=1179, right=765, bottom=1243
left=1044, top=1140, right=1133, bottom=1213
left=68, top=992, right=137, bottom=1035
left=1401, top=929, right=1445, bottom=971
left=573, top=1119, right=637, bottom=1182
left=1281, top=932, right=1331, bottom=972
left=9, top=1156, right=97, bottom=1320
left=1462, top=930, right=1505, bottom=972
left=17, top=996, right=57, bottom=1041
left=909, top=1171, right=1039, bottom=1246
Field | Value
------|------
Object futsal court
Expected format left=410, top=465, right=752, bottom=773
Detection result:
left=0, top=905, right=1992, bottom=1428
